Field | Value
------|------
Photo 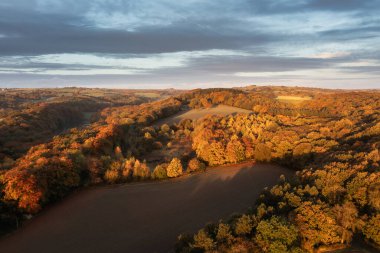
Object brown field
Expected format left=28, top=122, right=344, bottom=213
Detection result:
left=155, top=104, right=252, bottom=126
left=0, top=162, right=292, bottom=253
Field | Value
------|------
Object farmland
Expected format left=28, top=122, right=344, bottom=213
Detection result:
left=154, top=104, right=252, bottom=126
left=0, top=162, right=291, bottom=253
left=276, top=95, right=312, bottom=104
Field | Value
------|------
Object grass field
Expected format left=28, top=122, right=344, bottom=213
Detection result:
left=276, top=95, right=312, bottom=104
left=0, top=162, right=292, bottom=253
left=155, top=104, right=252, bottom=126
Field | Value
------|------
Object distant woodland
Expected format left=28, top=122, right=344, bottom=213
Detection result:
left=0, top=86, right=379, bottom=252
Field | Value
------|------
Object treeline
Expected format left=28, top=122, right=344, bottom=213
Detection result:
left=0, top=87, right=163, bottom=111
left=0, top=97, right=183, bottom=233
left=180, top=89, right=332, bottom=117
left=0, top=99, right=94, bottom=168
left=1, top=87, right=379, bottom=251
left=99, top=97, right=184, bottom=125
left=176, top=99, right=380, bottom=252
left=0, top=87, right=165, bottom=170
left=191, top=114, right=339, bottom=168
left=180, top=88, right=380, bottom=118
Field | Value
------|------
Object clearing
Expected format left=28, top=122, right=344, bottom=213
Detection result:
left=276, top=95, right=312, bottom=104
left=155, top=104, right=252, bottom=126
left=0, top=162, right=291, bottom=253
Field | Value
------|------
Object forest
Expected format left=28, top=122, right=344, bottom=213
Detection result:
left=0, top=86, right=379, bottom=253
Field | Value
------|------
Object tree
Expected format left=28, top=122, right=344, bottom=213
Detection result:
left=122, top=159, right=134, bottom=181
left=242, top=136, right=255, bottom=159
left=104, top=169, right=120, bottom=184
left=87, top=157, right=104, bottom=184
left=368, top=182, right=380, bottom=211
left=152, top=164, right=168, bottom=179
left=207, top=142, right=226, bottom=166
left=216, top=223, right=234, bottom=245
left=292, top=142, right=312, bottom=167
left=293, top=143, right=312, bottom=157
left=3, top=170, right=43, bottom=213
left=256, top=216, right=299, bottom=252
left=255, top=143, right=271, bottom=162
left=363, top=214, right=380, bottom=246
left=133, top=160, right=150, bottom=180
left=295, top=203, right=341, bottom=251
left=104, top=161, right=122, bottom=183
left=226, top=139, right=246, bottom=163
left=167, top=158, right=183, bottom=178
left=347, top=172, right=369, bottom=207
left=114, top=146, right=123, bottom=160
left=160, top=124, right=170, bottom=133
left=187, top=158, right=205, bottom=173
left=234, top=215, right=254, bottom=236
left=191, top=229, right=215, bottom=251
left=332, top=202, right=358, bottom=244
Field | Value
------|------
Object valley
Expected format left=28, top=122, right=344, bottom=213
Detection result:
left=0, top=87, right=379, bottom=253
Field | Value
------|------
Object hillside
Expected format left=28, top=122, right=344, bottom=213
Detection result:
left=0, top=86, right=379, bottom=253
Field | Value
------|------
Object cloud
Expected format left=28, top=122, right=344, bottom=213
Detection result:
left=0, top=0, right=379, bottom=88
left=311, top=52, right=351, bottom=59
left=0, top=49, right=250, bottom=75
left=307, top=0, right=377, bottom=12
left=0, top=16, right=273, bottom=56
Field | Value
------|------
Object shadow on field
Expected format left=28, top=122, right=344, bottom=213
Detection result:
left=0, top=163, right=292, bottom=253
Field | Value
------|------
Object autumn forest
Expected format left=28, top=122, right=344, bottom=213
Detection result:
left=0, top=86, right=379, bottom=253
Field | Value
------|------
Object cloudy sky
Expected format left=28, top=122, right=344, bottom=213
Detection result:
left=0, top=0, right=379, bottom=89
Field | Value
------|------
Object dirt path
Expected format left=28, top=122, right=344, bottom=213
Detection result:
left=0, top=162, right=292, bottom=253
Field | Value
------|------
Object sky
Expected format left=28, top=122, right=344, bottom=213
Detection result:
left=0, top=0, right=379, bottom=89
